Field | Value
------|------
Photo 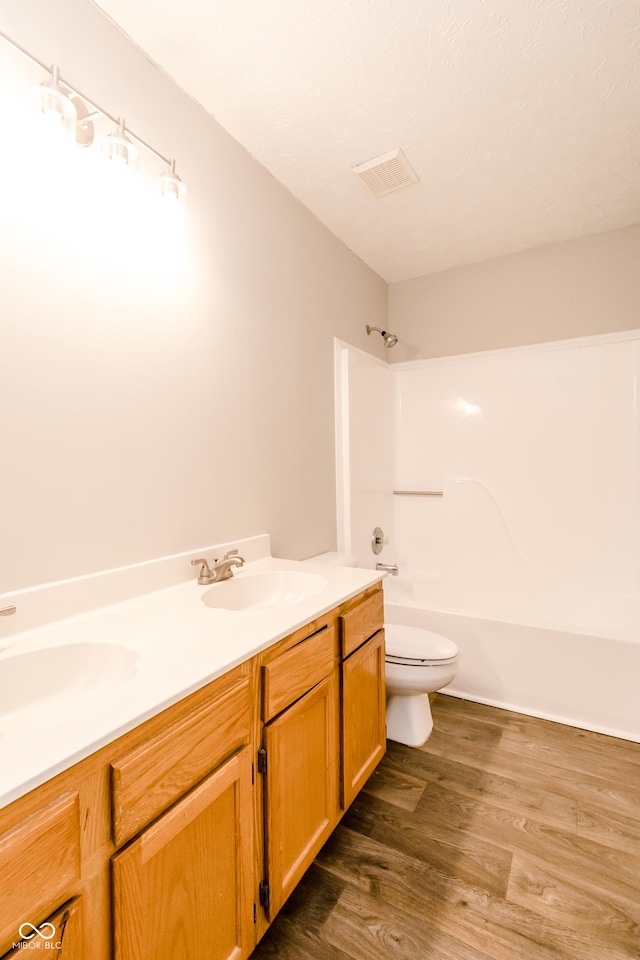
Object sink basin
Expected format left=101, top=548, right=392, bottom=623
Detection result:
left=202, top=571, right=328, bottom=611
left=0, top=642, right=139, bottom=720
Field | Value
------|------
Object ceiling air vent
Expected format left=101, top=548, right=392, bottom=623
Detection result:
left=351, top=148, right=419, bottom=197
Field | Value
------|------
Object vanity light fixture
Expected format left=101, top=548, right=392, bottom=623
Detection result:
left=36, top=64, right=76, bottom=134
left=0, top=30, right=187, bottom=199
left=158, top=159, right=187, bottom=200
left=107, top=118, right=138, bottom=167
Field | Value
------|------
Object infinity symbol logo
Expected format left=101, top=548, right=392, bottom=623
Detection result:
left=18, top=922, right=56, bottom=940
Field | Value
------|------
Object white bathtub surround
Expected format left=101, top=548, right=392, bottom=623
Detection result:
left=0, top=534, right=383, bottom=808
left=393, top=330, right=640, bottom=607
left=391, top=332, right=640, bottom=739
left=338, top=329, right=640, bottom=743
left=334, top=340, right=395, bottom=569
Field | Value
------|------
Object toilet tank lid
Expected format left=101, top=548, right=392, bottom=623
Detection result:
left=385, top=624, right=459, bottom=661
left=303, top=551, right=357, bottom=567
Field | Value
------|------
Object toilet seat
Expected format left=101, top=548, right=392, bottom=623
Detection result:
left=385, top=624, right=459, bottom=666
left=386, top=653, right=458, bottom=666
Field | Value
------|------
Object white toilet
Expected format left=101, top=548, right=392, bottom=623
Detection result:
left=384, top=624, right=459, bottom=746
left=304, top=552, right=459, bottom=748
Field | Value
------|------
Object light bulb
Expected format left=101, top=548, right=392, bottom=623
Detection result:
left=158, top=160, right=186, bottom=200
left=35, top=65, right=76, bottom=135
left=107, top=118, right=138, bottom=167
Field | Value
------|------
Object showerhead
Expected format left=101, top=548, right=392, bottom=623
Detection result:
left=366, top=324, right=398, bottom=348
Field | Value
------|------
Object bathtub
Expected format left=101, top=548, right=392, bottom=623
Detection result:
left=384, top=576, right=640, bottom=743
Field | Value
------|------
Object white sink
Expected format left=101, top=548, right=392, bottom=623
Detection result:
left=202, top=571, right=328, bottom=611
left=0, top=642, right=139, bottom=719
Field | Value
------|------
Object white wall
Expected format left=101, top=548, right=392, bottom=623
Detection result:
left=388, top=224, right=640, bottom=361
left=0, top=1, right=387, bottom=593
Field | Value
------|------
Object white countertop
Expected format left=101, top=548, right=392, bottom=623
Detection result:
left=0, top=545, right=382, bottom=809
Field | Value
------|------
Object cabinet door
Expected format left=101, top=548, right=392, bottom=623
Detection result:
left=342, top=629, right=386, bottom=809
left=112, top=749, right=253, bottom=960
left=1, top=897, right=83, bottom=959
left=0, top=791, right=81, bottom=952
left=263, top=673, right=339, bottom=918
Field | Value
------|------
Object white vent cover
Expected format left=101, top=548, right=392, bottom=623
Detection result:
left=352, top=148, right=419, bottom=197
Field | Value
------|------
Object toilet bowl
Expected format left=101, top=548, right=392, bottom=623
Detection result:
left=302, top=553, right=459, bottom=748
left=385, top=624, right=459, bottom=746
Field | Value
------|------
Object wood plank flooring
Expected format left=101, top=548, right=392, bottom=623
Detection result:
left=250, top=694, right=640, bottom=960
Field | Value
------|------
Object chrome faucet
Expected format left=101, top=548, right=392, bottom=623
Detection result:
left=212, top=550, right=246, bottom=582
left=192, top=550, right=245, bottom=585
left=375, top=562, right=399, bottom=576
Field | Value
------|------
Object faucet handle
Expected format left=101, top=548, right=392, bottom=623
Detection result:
left=223, top=549, right=244, bottom=564
left=191, top=558, right=214, bottom=579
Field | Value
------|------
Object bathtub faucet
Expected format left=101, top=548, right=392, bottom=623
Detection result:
left=376, top=562, right=399, bottom=576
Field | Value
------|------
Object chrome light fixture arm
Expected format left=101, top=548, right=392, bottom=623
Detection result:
left=0, top=29, right=186, bottom=195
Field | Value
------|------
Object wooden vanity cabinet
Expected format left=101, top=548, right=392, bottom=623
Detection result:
left=0, top=791, right=82, bottom=954
left=256, top=584, right=385, bottom=926
left=341, top=629, right=386, bottom=808
left=339, top=587, right=386, bottom=809
left=110, top=674, right=252, bottom=848
left=110, top=669, right=255, bottom=960
left=258, top=623, right=339, bottom=920
left=262, top=674, right=339, bottom=919
left=0, top=583, right=385, bottom=960
left=0, top=661, right=253, bottom=960
left=112, top=749, right=254, bottom=960
left=1, top=897, right=84, bottom=960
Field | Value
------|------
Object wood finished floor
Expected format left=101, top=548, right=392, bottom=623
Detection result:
left=250, top=694, right=640, bottom=960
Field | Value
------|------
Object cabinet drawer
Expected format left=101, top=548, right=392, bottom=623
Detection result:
left=111, top=677, right=251, bottom=847
left=0, top=793, right=80, bottom=948
left=340, top=590, right=384, bottom=658
left=262, top=625, right=336, bottom=722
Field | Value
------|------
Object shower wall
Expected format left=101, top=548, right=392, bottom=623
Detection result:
left=335, top=342, right=394, bottom=568
left=339, top=330, right=640, bottom=736
left=393, top=330, right=640, bottom=641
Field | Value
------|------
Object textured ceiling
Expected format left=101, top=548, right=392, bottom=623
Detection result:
left=93, top=0, right=640, bottom=282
